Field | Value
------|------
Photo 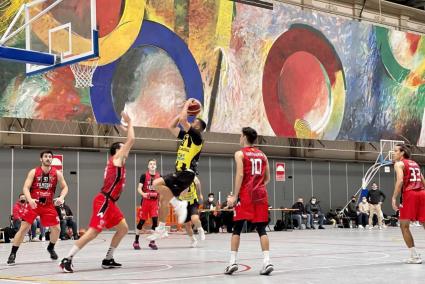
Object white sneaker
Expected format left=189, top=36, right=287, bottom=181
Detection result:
left=378, top=226, right=383, bottom=230
left=260, top=263, right=274, bottom=275
left=405, top=255, right=422, bottom=264
left=369, top=226, right=373, bottom=230
left=198, top=227, right=206, bottom=241
left=191, top=237, right=198, bottom=248
left=147, top=227, right=168, bottom=241
left=358, top=225, right=364, bottom=229
left=224, top=263, right=238, bottom=275
left=173, top=200, right=188, bottom=224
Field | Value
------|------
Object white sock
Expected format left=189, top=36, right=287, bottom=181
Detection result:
left=105, top=247, right=116, bottom=260
left=263, top=250, right=270, bottom=264
left=67, top=245, right=80, bottom=259
left=409, top=247, right=419, bottom=258
left=191, top=235, right=197, bottom=241
left=158, top=222, right=166, bottom=230
left=229, top=251, right=237, bottom=265
left=170, top=197, right=181, bottom=208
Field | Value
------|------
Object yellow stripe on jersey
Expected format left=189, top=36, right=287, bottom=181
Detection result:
left=180, top=182, right=198, bottom=204
left=175, top=133, right=203, bottom=172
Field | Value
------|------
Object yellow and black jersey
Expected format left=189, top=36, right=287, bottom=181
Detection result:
left=179, top=181, right=198, bottom=204
left=175, top=127, right=203, bottom=173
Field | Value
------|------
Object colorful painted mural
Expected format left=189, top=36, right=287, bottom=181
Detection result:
left=0, top=0, right=425, bottom=145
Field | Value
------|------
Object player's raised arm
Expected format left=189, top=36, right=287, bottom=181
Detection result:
left=179, top=99, right=194, bottom=132
left=114, top=111, right=135, bottom=166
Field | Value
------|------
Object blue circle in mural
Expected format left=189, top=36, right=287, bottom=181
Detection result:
left=90, top=20, right=204, bottom=124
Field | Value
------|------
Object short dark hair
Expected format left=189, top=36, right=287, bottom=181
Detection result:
left=242, top=127, right=258, bottom=144
left=148, top=159, right=157, bottom=163
left=110, top=142, right=123, bottom=156
left=208, top=193, right=214, bottom=197
left=195, top=118, right=207, bottom=132
left=19, top=193, right=24, bottom=198
left=40, top=150, right=53, bottom=158
left=396, top=143, right=411, bottom=159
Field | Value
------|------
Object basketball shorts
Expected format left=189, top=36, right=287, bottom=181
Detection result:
left=399, top=189, right=425, bottom=222
left=89, top=193, right=124, bottom=232
left=234, top=189, right=268, bottom=223
left=185, top=201, right=199, bottom=223
left=164, top=170, right=195, bottom=196
left=21, top=204, right=59, bottom=227
left=139, top=199, right=159, bottom=220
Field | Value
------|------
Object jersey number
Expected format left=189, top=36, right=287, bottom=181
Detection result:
left=250, top=158, right=262, bottom=175
left=409, top=168, right=421, bottom=182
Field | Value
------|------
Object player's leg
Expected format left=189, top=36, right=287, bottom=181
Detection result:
left=185, top=222, right=198, bottom=247
left=224, top=220, right=244, bottom=275
left=255, top=222, right=274, bottom=275
left=7, top=220, right=32, bottom=265
left=148, top=216, right=159, bottom=249
left=191, top=213, right=205, bottom=241
left=46, top=224, right=61, bottom=260
left=101, top=218, right=128, bottom=269
left=133, top=219, right=145, bottom=249
left=400, top=220, right=421, bottom=263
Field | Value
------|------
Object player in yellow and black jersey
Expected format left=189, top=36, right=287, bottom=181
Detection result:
left=148, top=99, right=206, bottom=241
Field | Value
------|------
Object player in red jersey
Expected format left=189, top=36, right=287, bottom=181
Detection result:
left=7, top=150, right=69, bottom=265
left=392, top=143, right=425, bottom=264
left=133, top=159, right=161, bottom=250
left=224, top=127, right=273, bottom=276
left=60, top=112, right=135, bottom=273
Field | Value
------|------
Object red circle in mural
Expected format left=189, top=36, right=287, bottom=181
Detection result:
left=278, top=51, right=330, bottom=130
left=262, top=24, right=345, bottom=137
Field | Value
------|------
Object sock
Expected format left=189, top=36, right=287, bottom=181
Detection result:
left=409, top=247, right=418, bottom=258
left=263, top=250, right=270, bottom=264
left=229, top=251, right=237, bottom=265
left=135, top=234, right=140, bottom=242
left=105, top=247, right=116, bottom=260
left=158, top=222, right=166, bottom=230
left=47, top=242, right=55, bottom=251
left=191, top=235, right=197, bottom=241
left=11, top=246, right=19, bottom=254
left=67, top=245, right=80, bottom=260
left=170, top=197, right=181, bottom=208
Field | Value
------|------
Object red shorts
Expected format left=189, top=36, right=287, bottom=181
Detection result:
left=399, top=190, right=425, bottom=222
left=89, top=193, right=124, bottom=232
left=21, top=204, right=59, bottom=227
left=139, top=199, right=159, bottom=220
left=233, top=190, right=269, bottom=223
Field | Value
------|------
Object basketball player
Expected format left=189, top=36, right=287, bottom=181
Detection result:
left=148, top=99, right=206, bottom=240
left=7, top=150, right=69, bottom=265
left=224, top=127, right=273, bottom=275
left=133, top=159, right=161, bottom=250
left=60, top=112, right=134, bottom=273
left=391, top=143, right=425, bottom=264
left=180, top=176, right=205, bottom=247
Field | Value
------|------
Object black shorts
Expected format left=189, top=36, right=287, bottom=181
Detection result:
left=185, top=201, right=199, bottom=223
left=163, top=170, right=196, bottom=197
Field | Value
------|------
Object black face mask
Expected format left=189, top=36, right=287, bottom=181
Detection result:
left=351, top=200, right=356, bottom=203
left=20, top=200, right=25, bottom=203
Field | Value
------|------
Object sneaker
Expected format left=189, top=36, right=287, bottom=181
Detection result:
left=369, top=226, right=373, bottom=230
left=102, top=258, right=122, bottom=269
left=173, top=200, right=188, bottom=224
left=149, top=241, right=158, bottom=250
left=147, top=227, right=168, bottom=241
left=405, top=256, right=422, bottom=264
left=47, top=248, right=58, bottom=260
left=224, top=263, right=238, bottom=275
left=198, top=227, right=206, bottom=241
left=358, top=225, right=364, bottom=229
left=311, top=226, right=316, bottom=230
left=191, top=237, right=198, bottom=248
left=60, top=258, right=73, bottom=273
left=378, top=226, right=383, bottom=230
left=31, top=237, right=40, bottom=242
left=133, top=241, right=141, bottom=250
left=7, top=253, right=16, bottom=266
left=260, top=263, right=274, bottom=275
left=318, top=226, right=325, bottom=229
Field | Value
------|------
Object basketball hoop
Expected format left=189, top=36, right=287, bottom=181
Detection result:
left=70, top=58, right=99, bottom=88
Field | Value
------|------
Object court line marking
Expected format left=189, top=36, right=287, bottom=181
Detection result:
left=112, top=264, right=173, bottom=275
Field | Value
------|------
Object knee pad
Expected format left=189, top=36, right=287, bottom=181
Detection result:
left=232, top=220, right=245, bottom=236
left=136, top=220, right=145, bottom=230
left=256, top=224, right=267, bottom=237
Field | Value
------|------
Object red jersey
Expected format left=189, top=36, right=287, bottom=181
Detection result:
left=12, top=201, right=29, bottom=220
left=402, top=159, right=424, bottom=192
left=240, top=147, right=267, bottom=193
left=142, top=171, right=160, bottom=192
left=30, top=167, right=58, bottom=204
left=101, top=157, right=126, bottom=201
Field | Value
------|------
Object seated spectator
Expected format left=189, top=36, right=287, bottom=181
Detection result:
left=201, top=193, right=220, bottom=233
left=220, top=200, right=234, bottom=233
left=55, top=202, right=79, bottom=240
left=31, top=217, right=46, bottom=241
left=345, top=196, right=359, bottom=228
left=305, top=197, right=325, bottom=229
left=291, top=198, right=311, bottom=229
left=326, top=209, right=338, bottom=227
left=12, top=194, right=35, bottom=240
left=358, top=196, right=369, bottom=228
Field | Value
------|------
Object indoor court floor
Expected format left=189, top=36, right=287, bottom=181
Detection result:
left=1, top=227, right=425, bottom=283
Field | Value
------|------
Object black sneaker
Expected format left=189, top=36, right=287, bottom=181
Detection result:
left=318, top=226, right=325, bottom=229
left=7, top=253, right=16, bottom=266
left=47, top=248, right=58, bottom=260
left=260, top=264, right=274, bottom=275
left=102, top=258, right=122, bottom=269
left=224, top=263, right=238, bottom=275
left=60, top=258, right=73, bottom=273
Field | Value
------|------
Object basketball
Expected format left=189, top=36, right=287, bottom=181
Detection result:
left=187, top=99, right=202, bottom=116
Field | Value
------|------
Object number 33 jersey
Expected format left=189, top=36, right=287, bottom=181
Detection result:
left=402, top=159, right=424, bottom=192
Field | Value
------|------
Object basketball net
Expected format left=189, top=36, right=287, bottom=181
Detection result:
left=70, top=58, right=99, bottom=88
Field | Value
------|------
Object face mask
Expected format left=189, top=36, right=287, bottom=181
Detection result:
left=208, top=197, right=214, bottom=202
left=351, top=200, right=356, bottom=203
left=362, top=200, right=366, bottom=203
left=20, top=199, right=25, bottom=203
left=311, top=200, right=316, bottom=204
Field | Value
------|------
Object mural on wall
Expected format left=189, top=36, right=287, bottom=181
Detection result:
left=0, top=0, right=425, bottom=145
